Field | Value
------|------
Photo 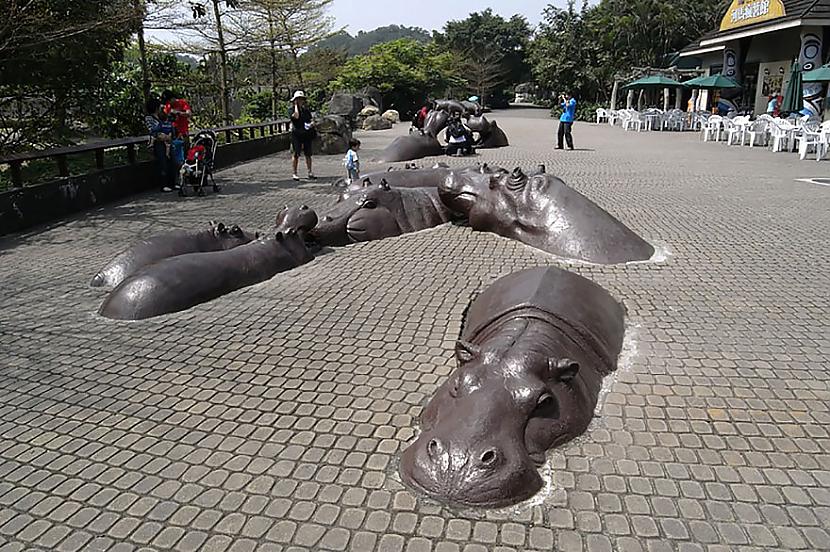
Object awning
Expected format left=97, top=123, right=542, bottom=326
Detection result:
left=622, top=76, right=686, bottom=89
left=682, top=74, right=742, bottom=89
left=803, top=63, right=830, bottom=82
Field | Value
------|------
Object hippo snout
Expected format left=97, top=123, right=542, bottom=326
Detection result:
left=400, top=428, right=542, bottom=508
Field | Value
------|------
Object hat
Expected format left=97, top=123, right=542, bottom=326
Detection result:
left=468, top=96, right=479, bottom=102
left=291, top=90, right=306, bottom=101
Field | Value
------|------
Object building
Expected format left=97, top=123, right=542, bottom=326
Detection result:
left=679, top=0, right=830, bottom=117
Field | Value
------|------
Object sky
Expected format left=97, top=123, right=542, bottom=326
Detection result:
left=328, top=0, right=561, bottom=34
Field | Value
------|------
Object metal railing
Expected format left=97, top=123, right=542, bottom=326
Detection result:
left=0, top=119, right=292, bottom=189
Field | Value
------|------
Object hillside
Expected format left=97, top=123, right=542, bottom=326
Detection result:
left=315, top=25, right=431, bottom=56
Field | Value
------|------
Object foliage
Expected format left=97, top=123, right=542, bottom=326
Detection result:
left=331, top=39, right=462, bottom=118
left=435, top=9, right=532, bottom=105
left=314, top=25, right=431, bottom=56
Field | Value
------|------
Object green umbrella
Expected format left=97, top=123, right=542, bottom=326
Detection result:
left=803, top=63, right=830, bottom=82
left=682, top=74, right=741, bottom=90
left=622, top=75, right=686, bottom=89
left=781, top=62, right=803, bottom=114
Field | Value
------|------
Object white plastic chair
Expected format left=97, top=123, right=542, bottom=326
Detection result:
left=797, top=120, right=830, bottom=161
left=745, top=119, right=770, bottom=147
left=726, top=116, right=750, bottom=145
left=623, top=111, right=646, bottom=132
left=702, top=115, right=723, bottom=142
left=596, top=108, right=609, bottom=124
left=607, top=110, right=621, bottom=126
left=770, top=119, right=797, bottom=152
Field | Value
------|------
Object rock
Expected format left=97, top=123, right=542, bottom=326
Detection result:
left=360, top=105, right=380, bottom=117
left=329, top=93, right=362, bottom=119
left=313, top=115, right=352, bottom=155
left=362, top=115, right=393, bottom=131
left=382, top=110, right=400, bottom=124
left=359, top=86, right=383, bottom=111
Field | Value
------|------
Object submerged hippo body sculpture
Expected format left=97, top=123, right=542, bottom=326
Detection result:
left=379, top=134, right=444, bottom=162
left=477, top=121, right=509, bottom=149
left=401, top=266, right=625, bottom=508
left=310, top=183, right=455, bottom=246
left=90, top=222, right=254, bottom=288
left=439, top=169, right=654, bottom=264
left=99, top=207, right=317, bottom=320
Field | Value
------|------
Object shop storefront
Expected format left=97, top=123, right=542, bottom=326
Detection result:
left=678, top=0, right=830, bottom=117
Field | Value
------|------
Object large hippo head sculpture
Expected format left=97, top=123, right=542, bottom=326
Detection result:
left=274, top=204, right=318, bottom=237
left=424, top=110, right=450, bottom=138
left=400, top=267, right=625, bottom=508
left=439, top=168, right=654, bottom=264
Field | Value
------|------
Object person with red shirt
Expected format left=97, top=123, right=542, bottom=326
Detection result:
left=161, top=90, right=192, bottom=141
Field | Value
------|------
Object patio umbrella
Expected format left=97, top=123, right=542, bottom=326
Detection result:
left=682, top=74, right=741, bottom=90
left=622, top=75, right=686, bottom=89
left=781, top=62, right=803, bottom=114
left=803, top=63, right=830, bottom=82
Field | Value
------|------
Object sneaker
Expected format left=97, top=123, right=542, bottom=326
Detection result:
left=555, top=146, right=564, bottom=150
left=162, top=186, right=173, bottom=192
left=307, top=173, right=317, bottom=180
left=292, top=174, right=300, bottom=181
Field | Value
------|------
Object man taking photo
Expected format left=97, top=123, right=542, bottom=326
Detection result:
left=557, top=92, right=577, bottom=151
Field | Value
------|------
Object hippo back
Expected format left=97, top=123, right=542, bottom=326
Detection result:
left=378, top=134, right=444, bottom=162
left=463, top=267, right=624, bottom=376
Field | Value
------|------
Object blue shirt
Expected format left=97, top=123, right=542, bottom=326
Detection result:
left=560, top=98, right=577, bottom=123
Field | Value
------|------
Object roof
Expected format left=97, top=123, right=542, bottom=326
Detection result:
left=688, top=0, right=830, bottom=48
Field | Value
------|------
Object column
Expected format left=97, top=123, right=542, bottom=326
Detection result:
left=799, top=28, right=823, bottom=117
left=720, top=41, right=743, bottom=113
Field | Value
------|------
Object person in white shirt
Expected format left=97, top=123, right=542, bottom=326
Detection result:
left=344, top=139, right=361, bottom=183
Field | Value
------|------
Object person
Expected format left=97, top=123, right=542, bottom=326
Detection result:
left=557, top=92, right=577, bottom=150
left=415, top=102, right=431, bottom=132
left=445, top=113, right=473, bottom=156
left=767, top=92, right=780, bottom=117
left=344, top=139, right=361, bottom=183
left=289, top=90, right=316, bottom=181
left=145, top=98, right=176, bottom=192
left=161, top=90, right=192, bottom=146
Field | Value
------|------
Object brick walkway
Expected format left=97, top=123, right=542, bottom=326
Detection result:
left=0, top=108, right=828, bottom=552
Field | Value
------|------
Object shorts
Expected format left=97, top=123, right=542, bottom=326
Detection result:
left=291, top=132, right=313, bottom=156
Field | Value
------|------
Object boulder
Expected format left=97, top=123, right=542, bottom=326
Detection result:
left=329, top=93, right=362, bottom=119
left=382, top=110, right=400, bottom=124
left=359, top=86, right=383, bottom=111
left=360, top=105, right=380, bottom=117
left=313, top=115, right=352, bottom=155
left=362, top=114, right=393, bottom=131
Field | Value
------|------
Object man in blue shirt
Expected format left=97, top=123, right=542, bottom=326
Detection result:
left=557, top=92, right=577, bottom=150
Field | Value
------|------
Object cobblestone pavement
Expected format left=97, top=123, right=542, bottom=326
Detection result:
left=1, top=108, right=829, bottom=552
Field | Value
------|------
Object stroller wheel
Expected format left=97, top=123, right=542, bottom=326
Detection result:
left=197, top=188, right=205, bottom=197
left=213, top=184, right=220, bottom=193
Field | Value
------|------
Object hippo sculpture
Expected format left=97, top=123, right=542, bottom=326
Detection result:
left=439, top=168, right=654, bottom=264
left=90, top=222, right=254, bottom=288
left=400, top=266, right=625, bottom=508
left=99, top=207, right=317, bottom=320
left=424, top=110, right=450, bottom=138
left=309, top=181, right=455, bottom=246
left=379, top=134, right=444, bottom=162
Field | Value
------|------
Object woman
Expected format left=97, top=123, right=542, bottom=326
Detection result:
left=289, top=91, right=316, bottom=181
left=145, top=97, right=176, bottom=192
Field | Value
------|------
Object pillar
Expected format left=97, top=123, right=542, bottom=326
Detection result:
left=720, top=41, right=743, bottom=112
left=610, top=80, right=620, bottom=111
left=675, top=87, right=683, bottom=110
left=663, top=88, right=670, bottom=111
left=799, top=28, right=823, bottom=117
left=637, top=89, right=645, bottom=111
left=626, top=90, right=634, bottom=109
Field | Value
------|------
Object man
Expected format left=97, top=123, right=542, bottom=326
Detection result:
left=289, top=90, right=316, bottom=181
left=766, top=92, right=780, bottom=117
left=161, top=90, right=192, bottom=144
left=557, top=92, right=577, bottom=150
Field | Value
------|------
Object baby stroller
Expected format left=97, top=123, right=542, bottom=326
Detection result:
left=179, top=130, right=219, bottom=196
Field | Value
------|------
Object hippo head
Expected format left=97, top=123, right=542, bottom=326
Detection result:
left=437, top=165, right=509, bottom=215
left=209, top=221, right=257, bottom=247
left=273, top=228, right=313, bottom=264
left=274, top=204, right=318, bottom=237
left=308, top=192, right=368, bottom=247
left=345, top=180, right=402, bottom=242
left=401, top=335, right=593, bottom=508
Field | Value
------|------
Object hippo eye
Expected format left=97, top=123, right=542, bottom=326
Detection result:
left=449, top=377, right=459, bottom=398
left=362, top=199, right=378, bottom=209
left=480, top=449, right=498, bottom=466
left=537, top=393, right=554, bottom=408
left=300, top=205, right=309, bottom=210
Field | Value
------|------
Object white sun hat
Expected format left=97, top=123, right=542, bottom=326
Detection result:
left=291, top=90, right=306, bottom=101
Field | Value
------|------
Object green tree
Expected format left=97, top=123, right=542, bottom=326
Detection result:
left=435, top=9, right=532, bottom=105
left=331, top=39, right=462, bottom=118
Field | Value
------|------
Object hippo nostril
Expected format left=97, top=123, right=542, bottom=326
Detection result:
left=301, top=205, right=309, bottom=210
left=427, top=439, right=442, bottom=459
left=480, top=449, right=498, bottom=466
left=322, top=216, right=332, bottom=222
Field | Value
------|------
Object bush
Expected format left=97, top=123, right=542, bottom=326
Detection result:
left=550, top=100, right=604, bottom=122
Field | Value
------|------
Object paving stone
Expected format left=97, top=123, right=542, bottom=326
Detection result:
left=1, top=111, right=829, bottom=552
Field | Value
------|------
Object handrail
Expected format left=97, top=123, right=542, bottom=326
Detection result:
left=0, top=119, right=291, bottom=189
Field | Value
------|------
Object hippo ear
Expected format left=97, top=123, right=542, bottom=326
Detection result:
left=380, top=178, right=391, bottom=191
left=230, top=225, right=242, bottom=236
left=362, top=178, right=372, bottom=187
left=255, top=231, right=261, bottom=239
left=455, top=340, right=481, bottom=364
left=275, top=231, right=285, bottom=242
left=216, top=222, right=227, bottom=234
left=550, top=358, right=580, bottom=383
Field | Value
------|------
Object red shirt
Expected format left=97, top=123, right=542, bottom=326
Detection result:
left=164, top=98, right=192, bottom=136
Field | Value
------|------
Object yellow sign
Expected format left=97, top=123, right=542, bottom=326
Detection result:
left=720, top=0, right=786, bottom=31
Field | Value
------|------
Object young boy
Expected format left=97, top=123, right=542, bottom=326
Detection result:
left=344, top=139, right=361, bottom=183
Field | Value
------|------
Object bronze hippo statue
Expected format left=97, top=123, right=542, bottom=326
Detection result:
left=400, top=266, right=625, bottom=508
left=424, top=110, right=450, bottom=138
left=434, top=99, right=466, bottom=115
left=477, top=121, right=509, bottom=149
left=90, top=222, right=254, bottom=288
left=309, top=181, right=455, bottom=246
left=99, top=207, right=317, bottom=320
left=439, top=168, right=654, bottom=264
left=378, top=134, right=444, bottom=162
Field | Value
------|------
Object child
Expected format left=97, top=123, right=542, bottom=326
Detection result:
left=344, top=139, right=361, bottom=183
left=151, top=111, right=175, bottom=159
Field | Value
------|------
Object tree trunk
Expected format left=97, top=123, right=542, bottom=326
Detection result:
left=211, top=0, right=231, bottom=124
left=610, top=80, right=619, bottom=110
left=289, top=47, right=305, bottom=89
left=135, top=0, right=150, bottom=106
left=267, top=5, right=278, bottom=120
